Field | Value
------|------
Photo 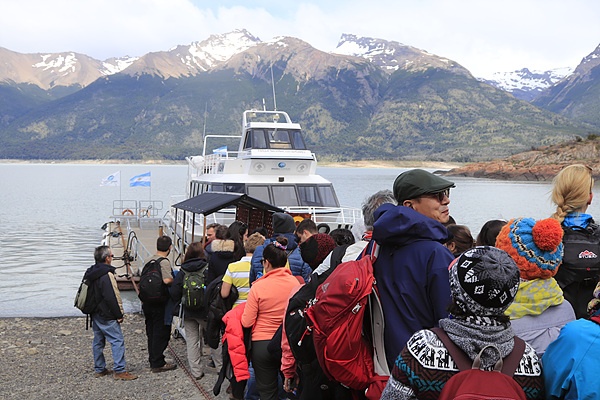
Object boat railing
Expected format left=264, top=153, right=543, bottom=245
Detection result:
left=284, top=206, right=363, bottom=229
left=112, top=200, right=164, bottom=220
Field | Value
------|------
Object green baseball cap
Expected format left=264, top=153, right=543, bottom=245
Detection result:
left=393, top=169, right=455, bottom=203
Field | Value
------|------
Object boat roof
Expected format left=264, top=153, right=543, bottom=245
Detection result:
left=172, top=192, right=284, bottom=216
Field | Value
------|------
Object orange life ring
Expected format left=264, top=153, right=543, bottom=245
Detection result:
left=293, top=215, right=304, bottom=225
left=122, top=209, right=134, bottom=216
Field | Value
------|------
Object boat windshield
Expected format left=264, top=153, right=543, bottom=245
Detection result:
left=243, top=129, right=307, bottom=150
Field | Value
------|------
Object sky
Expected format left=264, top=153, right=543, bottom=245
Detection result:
left=1, top=0, right=600, bottom=78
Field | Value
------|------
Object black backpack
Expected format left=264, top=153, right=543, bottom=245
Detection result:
left=182, top=266, right=208, bottom=311
left=138, top=257, right=169, bottom=305
left=74, top=277, right=100, bottom=315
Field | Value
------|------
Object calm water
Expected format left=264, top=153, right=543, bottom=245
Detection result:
left=1, top=163, right=596, bottom=317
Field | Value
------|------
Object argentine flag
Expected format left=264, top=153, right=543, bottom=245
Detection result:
left=130, top=172, right=151, bottom=187
left=100, top=171, right=120, bottom=187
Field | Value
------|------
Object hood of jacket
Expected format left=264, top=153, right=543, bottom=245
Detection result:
left=181, top=257, right=209, bottom=273
left=373, top=203, right=450, bottom=247
left=84, top=263, right=115, bottom=282
left=210, top=238, right=235, bottom=253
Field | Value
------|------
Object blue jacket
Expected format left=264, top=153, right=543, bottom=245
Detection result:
left=542, top=318, right=600, bottom=400
left=372, top=203, right=454, bottom=369
left=249, top=232, right=311, bottom=284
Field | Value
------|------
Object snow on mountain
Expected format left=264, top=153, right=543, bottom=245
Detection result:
left=480, top=67, right=573, bottom=101
left=182, top=29, right=261, bottom=70
left=102, top=56, right=139, bottom=75
left=33, top=53, right=79, bottom=75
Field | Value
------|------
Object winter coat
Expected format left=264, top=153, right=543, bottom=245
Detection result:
left=205, top=274, right=239, bottom=349
left=372, top=203, right=454, bottom=368
left=170, top=257, right=209, bottom=319
left=222, top=302, right=251, bottom=381
left=83, top=263, right=124, bottom=321
left=249, top=232, right=311, bottom=284
left=206, top=239, right=237, bottom=286
left=543, top=318, right=600, bottom=399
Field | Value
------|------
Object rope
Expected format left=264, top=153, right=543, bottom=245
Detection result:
left=167, top=343, right=215, bottom=400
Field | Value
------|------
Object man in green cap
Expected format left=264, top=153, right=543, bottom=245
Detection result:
left=372, top=169, right=456, bottom=369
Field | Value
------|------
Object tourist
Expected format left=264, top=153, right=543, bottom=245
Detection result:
left=475, top=219, right=507, bottom=246
left=250, top=213, right=311, bottom=284
left=242, top=237, right=300, bottom=400
left=141, top=235, right=176, bottom=373
left=294, top=218, right=317, bottom=245
left=221, top=232, right=265, bottom=306
left=228, top=221, right=249, bottom=262
left=85, top=245, right=137, bottom=380
left=495, top=217, right=575, bottom=357
left=170, top=242, right=209, bottom=380
left=542, top=279, right=600, bottom=399
left=551, top=164, right=600, bottom=318
left=380, top=246, right=544, bottom=399
left=372, top=169, right=456, bottom=367
left=444, top=224, right=475, bottom=257
left=328, top=228, right=355, bottom=247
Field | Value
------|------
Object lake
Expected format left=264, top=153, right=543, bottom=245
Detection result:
left=1, top=162, right=593, bottom=317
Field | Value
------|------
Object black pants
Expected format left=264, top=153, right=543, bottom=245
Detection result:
left=142, top=303, right=171, bottom=368
left=251, top=340, right=281, bottom=400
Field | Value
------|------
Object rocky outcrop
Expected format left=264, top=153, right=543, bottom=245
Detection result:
left=442, top=136, right=600, bottom=181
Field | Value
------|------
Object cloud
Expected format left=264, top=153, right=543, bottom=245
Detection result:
left=1, top=0, right=599, bottom=77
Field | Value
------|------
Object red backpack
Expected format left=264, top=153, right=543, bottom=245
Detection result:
left=432, top=328, right=527, bottom=400
left=305, top=242, right=389, bottom=394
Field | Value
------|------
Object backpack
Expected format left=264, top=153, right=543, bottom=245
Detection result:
left=182, top=266, right=208, bottom=311
left=432, top=328, right=527, bottom=400
left=138, top=257, right=169, bottom=305
left=74, top=278, right=100, bottom=315
left=305, top=241, right=387, bottom=392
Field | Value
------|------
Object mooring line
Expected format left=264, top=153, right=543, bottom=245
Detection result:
left=168, top=343, right=215, bottom=400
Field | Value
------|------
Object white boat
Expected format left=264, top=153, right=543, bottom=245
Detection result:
left=102, top=108, right=362, bottom=289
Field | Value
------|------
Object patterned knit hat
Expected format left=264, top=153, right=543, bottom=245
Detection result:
left=495, top=217, right=564, bottom=280
left=300, top=233, right=337, bottom=270
left=450, top=246, right=520, bottom=316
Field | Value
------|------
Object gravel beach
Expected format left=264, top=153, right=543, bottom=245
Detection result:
left=0, top=313, right=231, bottom=400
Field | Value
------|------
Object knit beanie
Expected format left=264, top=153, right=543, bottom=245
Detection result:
left=300, top=233, right=337, bottom=270
left=495, top=217, right=564, bottom=280
left=272, top=212, right=296, bottom=234
left=450, top=246, right=520, bottom=316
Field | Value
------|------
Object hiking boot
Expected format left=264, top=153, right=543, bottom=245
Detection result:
left=113, top=371, right=138, bottom=380
left=195, top=372, right=205, bottom=380
left=94, top=369, right=112, bottom=378
left=151, top=363, right=177, bottom=373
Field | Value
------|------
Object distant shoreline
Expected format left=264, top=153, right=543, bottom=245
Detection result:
left=0, top=158, right=462, bottom=169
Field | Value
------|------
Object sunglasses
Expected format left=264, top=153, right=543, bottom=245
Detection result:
left=422, top=189, right=450, bottom=202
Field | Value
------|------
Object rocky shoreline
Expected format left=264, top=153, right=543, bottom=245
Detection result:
left=0, top=314, right=230, bottom=400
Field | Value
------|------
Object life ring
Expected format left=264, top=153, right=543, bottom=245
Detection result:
left=122, top=209, right=134, bottom=216
left=317, top=223, right=330, bottom=234
left=293, top=215, right=304, bottom=225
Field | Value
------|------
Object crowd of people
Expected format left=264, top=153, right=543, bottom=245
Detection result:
left=83, top=163, right=600, bottom=399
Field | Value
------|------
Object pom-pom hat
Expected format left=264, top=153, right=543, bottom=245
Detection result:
left=449, top=246, right=520, bottom=316
left=495, top=217, right=564, bottom=280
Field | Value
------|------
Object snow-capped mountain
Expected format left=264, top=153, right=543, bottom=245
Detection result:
left=333, top=33, right=470, bottom=76
left=481, top=67, right=574, bottom=101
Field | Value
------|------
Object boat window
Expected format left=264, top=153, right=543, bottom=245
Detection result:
left=272, top=185, right=299, bottom=206
left=209, top=184, right=223, bottom=192
left=247, top=185, right=272, bottom=204
left=290, top=130, right=307, bottom=150
left=224, top=183, right=245, bottom=193
left=268, top=130, right=292, bottom=149
left=318, top=185, right=339, bottom=207
left=245, top=130, right=267, bottom=150
left=297, top=185, right=321, bottom=206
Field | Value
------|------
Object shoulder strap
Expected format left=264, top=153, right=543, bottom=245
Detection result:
left=431, top=328, right=525, bottom=376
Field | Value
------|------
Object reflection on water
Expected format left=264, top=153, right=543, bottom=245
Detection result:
left=1, top=163, right=598, bottom=317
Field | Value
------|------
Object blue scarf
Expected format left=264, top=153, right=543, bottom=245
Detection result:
left=563, top=212, right=593, bottom=229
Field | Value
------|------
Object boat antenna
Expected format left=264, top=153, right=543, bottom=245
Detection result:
left=270, top=63, right=277, bottom=111
left=202, top=102, right=207, bottom=142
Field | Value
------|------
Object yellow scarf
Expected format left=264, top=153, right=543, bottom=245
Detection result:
left=506, top=278, right=564, bottom=319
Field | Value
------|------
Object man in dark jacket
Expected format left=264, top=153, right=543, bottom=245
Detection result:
left=85, top=245, right=137, bottom=380
left=250, top=213, right=311, bottom=284
left=372, top=169, right=456, bottom=369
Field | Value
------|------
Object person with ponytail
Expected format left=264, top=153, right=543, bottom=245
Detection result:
left=551, top=164, right=600, bottom=318
left=241, top=237, right=301, bottom=400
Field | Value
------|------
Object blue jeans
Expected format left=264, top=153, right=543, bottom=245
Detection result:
left=92, top=314, right=126, bottom=373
